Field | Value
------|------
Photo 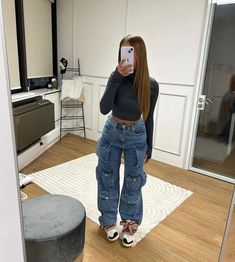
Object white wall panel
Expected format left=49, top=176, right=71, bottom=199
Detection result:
left=80, top=76, right=107, bottom=141
left=127, top=0, right=206, bottom=85
left=73, top=0, right=127, bottom=77
left=152, top=84, right=193, bottom=167
left=154, top=94, right=187, bottom=155
left=83, top=82, right=93, bottom=130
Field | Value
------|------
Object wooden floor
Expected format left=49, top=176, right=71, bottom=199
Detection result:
left=193, top=147, right=235, bottom=179
left=223, top=209, right=235, bottom=262
left=21, top=134, right=235, bottom=262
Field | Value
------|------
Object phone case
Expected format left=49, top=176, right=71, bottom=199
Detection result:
left=121, top=46, right=134, bottom=67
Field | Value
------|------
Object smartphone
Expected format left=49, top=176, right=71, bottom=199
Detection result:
left=121, top=46, right=134, bottom=73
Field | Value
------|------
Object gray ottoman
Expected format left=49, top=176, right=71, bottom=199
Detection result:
left=22, top=194, right=86, bottom=262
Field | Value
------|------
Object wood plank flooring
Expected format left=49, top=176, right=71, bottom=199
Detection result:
left=193, top=147, right=235, bottom=179
left=21, top=134, right=234, bottom=262
left=223, top=209, right=235, bottom=262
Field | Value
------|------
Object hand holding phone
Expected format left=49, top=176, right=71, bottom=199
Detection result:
left=120, top=46, right=134, bottom=74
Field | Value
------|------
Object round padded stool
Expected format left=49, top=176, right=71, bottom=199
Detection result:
left=22, top=194, right=86, bottom=262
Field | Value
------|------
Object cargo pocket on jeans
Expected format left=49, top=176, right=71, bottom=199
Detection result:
left=134, top=148, right=146, bottom=168
left=96, top=166, right=115, bottom=189
left=96, top=138, right=111, bottom=163
left=125, top=175, right=142, bottom=191
left=119, top=194, right=140, bottom=216
left=97, top=139, right=112, bottom=172
left=98, top=193, right=118, bottom=213
left=125, top=171, right=147, bottom=192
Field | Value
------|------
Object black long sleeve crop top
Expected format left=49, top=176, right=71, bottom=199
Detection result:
left=100, top=69, right=159, bottom=158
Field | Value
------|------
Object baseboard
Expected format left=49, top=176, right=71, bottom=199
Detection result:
left=18, top=126, right=61, bottom=171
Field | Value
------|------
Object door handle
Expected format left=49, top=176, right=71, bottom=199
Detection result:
left=198, top=95, right=214, bottom=110
left=205, top=98, right=214, bottom=104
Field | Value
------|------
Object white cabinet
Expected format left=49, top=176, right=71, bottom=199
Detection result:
left=44, top=91, right=61, bottom=122
left=42, top=91, right=61, bottom=144
left=16, top=89, right=61, bottom=170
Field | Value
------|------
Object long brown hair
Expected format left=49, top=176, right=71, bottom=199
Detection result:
left=118, top=35, right=151, bottom=121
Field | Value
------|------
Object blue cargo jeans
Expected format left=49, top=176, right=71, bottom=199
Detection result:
left=96, top=115, right=147, bottom=227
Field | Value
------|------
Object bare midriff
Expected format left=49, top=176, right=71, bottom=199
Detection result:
left=113, top=115, right=137, bottom=126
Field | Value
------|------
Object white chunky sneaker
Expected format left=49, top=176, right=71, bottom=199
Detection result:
left=120, top=220, right=139, bottom=247
left=101, top=224, right=119, bottom=242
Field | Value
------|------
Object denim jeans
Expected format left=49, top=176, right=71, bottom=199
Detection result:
left=96, top=116, right=147, bottom=227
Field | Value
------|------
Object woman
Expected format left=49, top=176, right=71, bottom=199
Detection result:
left=96, top=35, right=159, bottom=247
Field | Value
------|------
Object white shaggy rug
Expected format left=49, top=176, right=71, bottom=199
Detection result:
left=27, top=153, right=192, bottom=246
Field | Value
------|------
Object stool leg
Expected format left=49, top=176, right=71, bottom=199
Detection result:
left=60, top=101, right=63, bottom=140
left=81, top=103, right=86, bottom=139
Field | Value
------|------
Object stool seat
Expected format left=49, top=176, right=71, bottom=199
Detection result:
left=22, top=194, right=86, bottom=262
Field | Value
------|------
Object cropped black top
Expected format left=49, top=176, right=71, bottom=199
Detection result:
left=100, top=69, right=159, bottom=158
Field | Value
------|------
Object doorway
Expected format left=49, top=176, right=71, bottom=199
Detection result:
left=191, top=3, right=235, bottom=182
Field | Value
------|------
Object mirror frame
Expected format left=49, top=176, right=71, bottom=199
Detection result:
left=11, top=0, right=57, bottom=94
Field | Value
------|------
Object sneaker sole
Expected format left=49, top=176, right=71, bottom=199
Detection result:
left=122, top=240, right=134, bottom=247
left=108, top=232, right=120, bottom=242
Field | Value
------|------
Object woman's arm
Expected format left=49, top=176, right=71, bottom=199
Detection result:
left=145, top=79, right=159, bottom=161
left=100, top=60, right=132, bottom=115
left=100, top=70, right=123, bottom=115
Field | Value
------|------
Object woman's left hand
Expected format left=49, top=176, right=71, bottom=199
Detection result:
left=144, top=154, right=150, bottom=164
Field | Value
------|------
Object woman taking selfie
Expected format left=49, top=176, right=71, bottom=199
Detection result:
left=96, top=35, right=159, bottom=247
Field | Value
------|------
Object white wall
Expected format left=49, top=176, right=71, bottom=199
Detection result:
left=127, top=0, right=206, bottom=85
left=57, top=0, right=74, bottom=67
left=57, top=0, right=208, bottom=168
left=73, top=0, right=127, bottom=77
left=0, top=2, right=25, bottom=261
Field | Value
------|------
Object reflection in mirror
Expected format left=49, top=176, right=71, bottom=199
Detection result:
left=23, top=0, right=53, bottom=78
left=192, top=4, right=235, bottom=180
left=2, top=0, right=21, bottom=90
